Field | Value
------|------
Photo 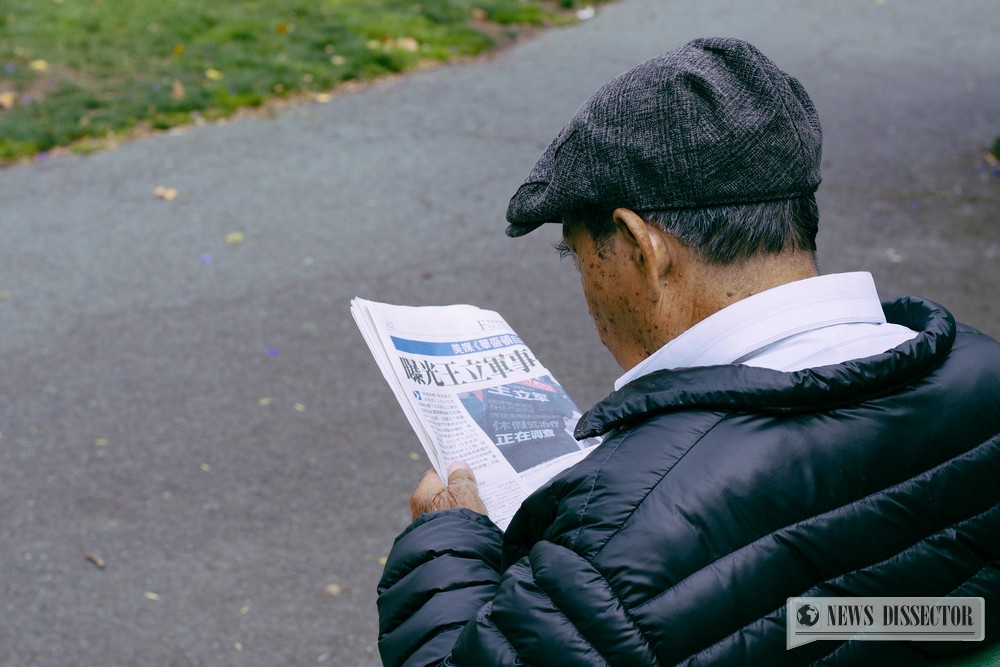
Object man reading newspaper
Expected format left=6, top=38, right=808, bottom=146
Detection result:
left=376, top=38, right=1000, bottom=665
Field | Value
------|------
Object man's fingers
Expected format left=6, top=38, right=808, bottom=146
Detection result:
left=445, top=460, right=488, bottom=516
left=417, top=467, right=444, bottom=489
left=447, top=460, right=477, bottom=486
left=410, top=468, right=445, bottom=520
left=409, top=462, right=487, bottom=520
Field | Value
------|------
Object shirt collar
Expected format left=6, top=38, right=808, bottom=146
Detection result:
left=615, top=272, right=887, bottom=390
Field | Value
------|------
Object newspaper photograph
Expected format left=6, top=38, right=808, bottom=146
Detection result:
left=351, top=298, right=601, bottom=529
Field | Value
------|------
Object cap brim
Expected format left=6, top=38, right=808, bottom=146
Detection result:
left=505, top=221, right=547, bottom=238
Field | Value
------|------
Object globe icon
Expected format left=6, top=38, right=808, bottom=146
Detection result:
left=797, top=604, right=820, bottom=627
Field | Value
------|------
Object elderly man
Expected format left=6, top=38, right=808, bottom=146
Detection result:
left=376, top=38, right=1000, bottom=665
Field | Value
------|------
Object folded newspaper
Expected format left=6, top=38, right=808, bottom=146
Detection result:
left=351, top=298, right=601, bottom=530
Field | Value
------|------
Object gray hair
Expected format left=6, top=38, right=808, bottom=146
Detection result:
left=563, top=195, right=818, bottom=265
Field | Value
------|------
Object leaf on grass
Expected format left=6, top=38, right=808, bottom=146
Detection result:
left=205, top=68, right=224, bottom=81
left=29, top=59, right=49, bottom=72
left=0, top=91, right=16, bottom=110
left=396, top=37, right=420, bottom=52
left=171, top=79, right=186, bottom=101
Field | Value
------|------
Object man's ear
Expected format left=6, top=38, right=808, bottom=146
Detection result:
left=612, top=208, right=672, bottom=301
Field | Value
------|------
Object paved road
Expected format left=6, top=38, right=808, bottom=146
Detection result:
left=1, top=1, right=997, bottom=664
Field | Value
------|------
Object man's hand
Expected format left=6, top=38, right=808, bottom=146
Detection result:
left=410, top=460, right=488, bottom=520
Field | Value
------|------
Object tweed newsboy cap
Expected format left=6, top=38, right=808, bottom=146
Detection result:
left=505, top=37, right=822, bottom=236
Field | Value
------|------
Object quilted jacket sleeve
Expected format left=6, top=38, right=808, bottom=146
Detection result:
left=377, top=509, right=505, bottom=667
left=378, top=504, right=658, bottom=666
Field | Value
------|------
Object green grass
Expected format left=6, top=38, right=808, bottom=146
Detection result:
left=0, top=0, right=600, bottom=162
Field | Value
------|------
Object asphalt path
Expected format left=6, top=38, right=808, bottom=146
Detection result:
left=1, top=1, right=998, bottom=664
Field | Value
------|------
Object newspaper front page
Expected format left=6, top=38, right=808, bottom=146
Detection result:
left=351, top=298, right=601, bottom=530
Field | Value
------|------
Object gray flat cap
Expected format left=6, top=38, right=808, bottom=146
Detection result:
left=505, top=37, right=822, bottom=236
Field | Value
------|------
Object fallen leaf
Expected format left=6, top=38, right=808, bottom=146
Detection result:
left=234, top=642, right=243, bottom=651
left=396, top=37, right=420, bottom=52
left=144, top=591, right=161, bottom=601
left=471, top=8, right=488, bottom=21
left=408, top=452, right=422, bottom=461
left=294, top=403, right=306, bottom=413
left=84, top=551, right=106, bottom=569
left=378, top=556, right=388, bottom=565
left=94, top=438, right=108, bottom=447
left=258, top=397, right=273, bottom=406
left=0, top=91, right=15, bottom=110
left=170, top=79, right=186, bottom=101
left=173, top=43, right=185, bottom=56
left=205, top=68, right=223, bottom=81
left=315, top=93, right=333, bottom=103
left=239, top=605, right=250, bottom=615
left=200, top=463, right=211, bottom=472
left=154, top=185, right=178, bottom=201
left=576, top=6, right=596, bottom=20
left=225, top=230, right=245, bottom=245
left=330, top=55, right=346, bottom=66
left=323, top=584, right=344, bottom=597
left=29, top=59, right=49, bottom=72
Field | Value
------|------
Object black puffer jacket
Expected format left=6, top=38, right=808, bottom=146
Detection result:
left=377, top=297, right=1000, bottom=666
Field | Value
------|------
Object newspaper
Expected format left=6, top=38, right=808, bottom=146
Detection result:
left=351, top=298, right=601, bottom=530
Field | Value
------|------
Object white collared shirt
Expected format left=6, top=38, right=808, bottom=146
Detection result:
left=615, top=272, right=919, bottom=390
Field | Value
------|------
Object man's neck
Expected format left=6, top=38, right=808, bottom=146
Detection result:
left=688, top=250, right=819, bottom=323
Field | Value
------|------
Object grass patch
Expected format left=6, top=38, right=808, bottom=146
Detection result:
left=0, top=0, right=602, bottom=162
